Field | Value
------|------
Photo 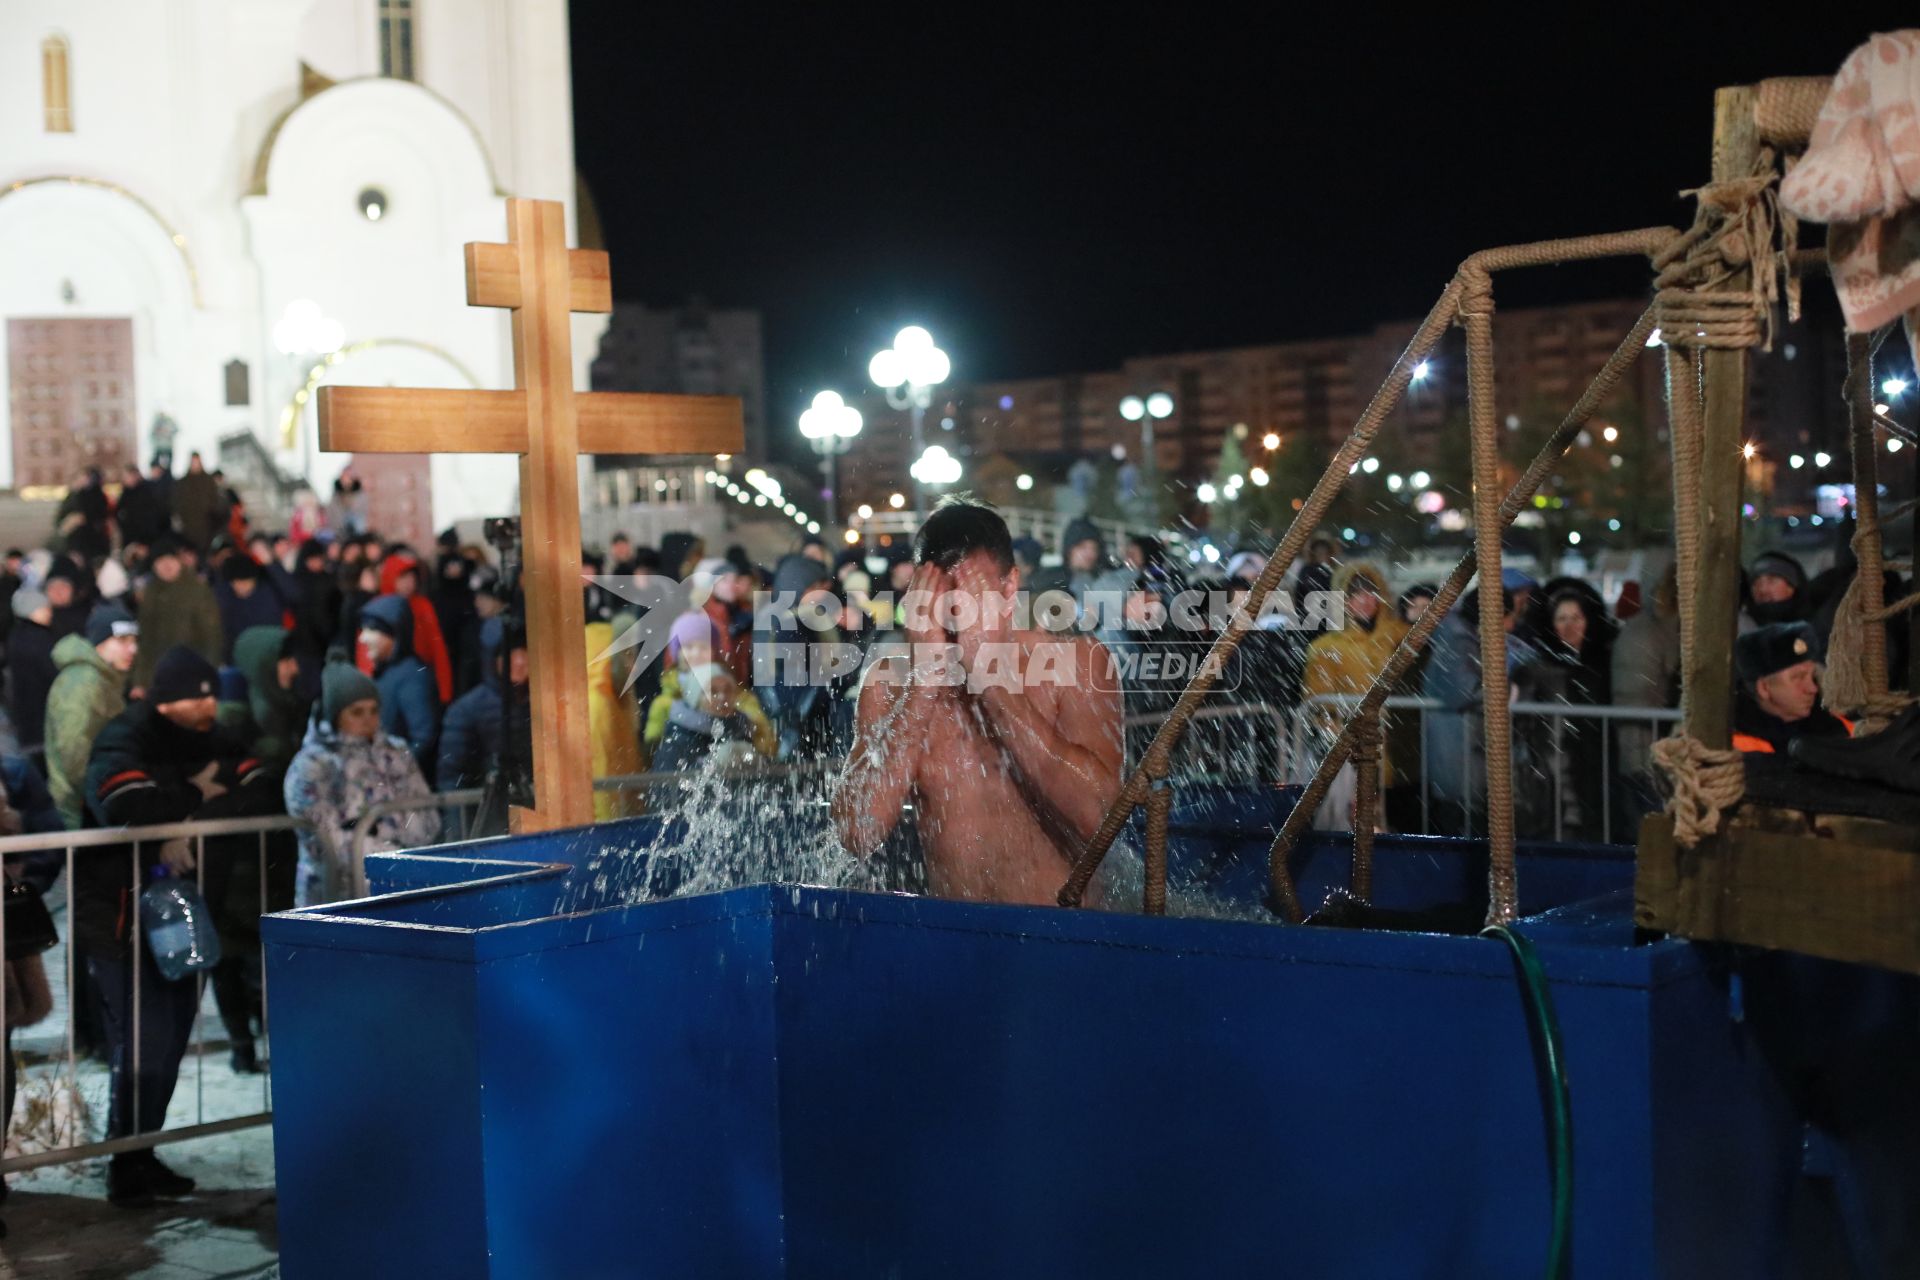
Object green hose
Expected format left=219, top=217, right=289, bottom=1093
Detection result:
left=1483, top=923, right=1573, bottom=1280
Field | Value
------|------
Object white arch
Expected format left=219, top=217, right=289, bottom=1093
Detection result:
left=0, top=179, right=201, bottom=487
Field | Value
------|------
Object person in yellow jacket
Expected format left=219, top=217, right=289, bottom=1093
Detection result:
left=1300, top=562, right=1409, bottom=824
left=587, top=619, right=645, bottom=819
left=643, top=612, right=777, bottom=765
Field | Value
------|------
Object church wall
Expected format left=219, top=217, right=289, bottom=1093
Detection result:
left=0, top=0, right=598, bottom=529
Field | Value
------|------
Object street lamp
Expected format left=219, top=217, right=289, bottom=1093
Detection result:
left=1119, top=391, right=1174, bottom=470
left=910, top=444, right=962, bottom=490
left=870, top=325, right=951, bottom=516
left=798, top=389, right=863, bottom=525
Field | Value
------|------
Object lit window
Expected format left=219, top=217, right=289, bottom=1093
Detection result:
left=42, top=35, right=72, bottom=133
left=379, top=0, right=416, bottom=81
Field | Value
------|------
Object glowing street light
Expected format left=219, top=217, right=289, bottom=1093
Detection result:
left=889, top=492, right=906, bottom=509
left=1814, top=451, right=1833, bottom=468
left=1197, top=482, right=1218, bottom=504
left=1601, top=425, right=1619, bottom=443
left=1790, top=454, right=1805, bottom=469
left=1016, top=473, right=1033, bottom=491
left=1387, top=474, right=1404, bottom=492
left=870, top=325, right=950, bottom=516
left=1119, top=391, right=1174, bottom=470
left=1742, top=442, right=1758, bottom=460
left=1262, top=432, right=1281, bottom=451
left=909, top=444, right=963, bottom=487
left=1249, top=466, right=1269, bottom=486
left=798, top=389, right=864, bottom=524
left=844, top=528, right=861, bottom=544
left=1361, top=456, right=1380, bottom=474
left=1410, top=470, right=1431, bottom=488
left=856, top=503, right=873, bottom=519
left=1883, top=377, right=1909, bottom=397
left=1891, top=437, right=1906, bottom=453
left=1411, top=361, right=1432, bottom=382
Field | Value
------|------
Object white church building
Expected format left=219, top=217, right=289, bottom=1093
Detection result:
left=0, top=0, right=604, bottom=545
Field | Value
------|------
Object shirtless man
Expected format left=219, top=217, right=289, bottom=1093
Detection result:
left=832, top=500, right=1123, bottom=905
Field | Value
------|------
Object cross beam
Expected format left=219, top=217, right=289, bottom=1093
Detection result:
left=317, top=197, right=744, bottom=830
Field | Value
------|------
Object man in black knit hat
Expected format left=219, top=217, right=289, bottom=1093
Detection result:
left=79, top=646, right=281, bottom=1207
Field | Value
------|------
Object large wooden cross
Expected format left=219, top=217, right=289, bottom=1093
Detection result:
left=317, top=197, right=743, bottom=830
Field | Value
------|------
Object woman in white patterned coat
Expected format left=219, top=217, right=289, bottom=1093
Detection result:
left=284, top=661, right=441, bottom=907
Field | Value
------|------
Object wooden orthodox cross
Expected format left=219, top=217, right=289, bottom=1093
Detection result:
left=318, top=198, right=743, bottom=830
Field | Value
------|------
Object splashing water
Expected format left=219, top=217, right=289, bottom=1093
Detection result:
left=550, top=745, right=1274, bottom=926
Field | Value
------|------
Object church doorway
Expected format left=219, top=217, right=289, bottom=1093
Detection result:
left=352, top=451, right=432, bottom=550
left=7, top=318, right=137, bottom=491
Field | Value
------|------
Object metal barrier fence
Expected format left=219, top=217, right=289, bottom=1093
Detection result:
left=1293, top=695, right=1683, bottom=844
left=0, top=814, right=305, bottom=1175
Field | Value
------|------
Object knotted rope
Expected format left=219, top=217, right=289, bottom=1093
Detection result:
left=1651, top=735, right=1746, bottom=849
left=1347, top=711, right=1382, bottom=903
left=1652, top=151, right=1797, bottom=351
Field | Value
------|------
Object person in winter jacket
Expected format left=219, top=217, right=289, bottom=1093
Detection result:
left=756, top=554, right=853, bottom=759
left=213, top=555, right=288, bottom=663
left=284, top=661, right=441, bottom=908
left=114, top=463, right=170, bottom=551
left=80, top=646, right=280, bottom=1206
left=586, top=619, right=644, bottom=818
left=698, top=557, right=755, bottom=685
left=1027, top=516, right=1110, bottom=609
left=1298, top=562, right=1412, bottom=828
left=45, top=604, right=138, bottom=827
left=650, top=664, right=769, bottom=774
left=1422, top=587, right=1539, bottom=836
left=357, top=595, right=440, bottom=771
left=217, top=626, right=312, bottom=772
left=170, top=452, right=222, bottom=552
left=1742, top=550, right=1809, bottom=633
left=326, top=469, right=369, bottom=537
left=6, top=591, right=58, bottom=755
left=367, top=554, right=453, bottom=703
left=645, top=612, right=777, bottom=763
left=1611, top=565, right=1682, bottom=830
left=131, top=538, right=222, bottom=693
left=438, top=617, right=528, bottom=791
left=56, top=468, right=113, bottom=564
left=43, top=555, right=93, bottom=640
left=290, top=539, right=342, bottom=664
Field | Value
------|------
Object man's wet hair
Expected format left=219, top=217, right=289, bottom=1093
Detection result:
left=913, top=495, right=1015, bottom=574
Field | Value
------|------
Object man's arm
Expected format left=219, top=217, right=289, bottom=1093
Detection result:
left=831, top=655, right=933, bottom=856
left=832, top=562, right=950, bottom=856
left=972, top=635, right=1123, bottom=845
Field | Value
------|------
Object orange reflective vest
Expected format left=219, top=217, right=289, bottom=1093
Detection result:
left=1732, top=716, right=1854, bottom=754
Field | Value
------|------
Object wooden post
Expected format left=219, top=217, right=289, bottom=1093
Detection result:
left=317, top=197, right=744, bottom=831
left=1685, top=86, right=1758, bottom=750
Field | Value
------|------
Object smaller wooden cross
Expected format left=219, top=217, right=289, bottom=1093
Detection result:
left=318, top=198, right=743, bottom=830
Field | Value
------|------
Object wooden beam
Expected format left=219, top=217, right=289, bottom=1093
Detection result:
left=315, top=386, right=743, bottom=457
left=577, top=393, right=744, bottom=456
left=507, top=197, right=598, bottom=830
left=466, top=242, right=613, bottom=314
left=1686, top=85, right=1759, bottom=750
left=316, top=386, right=530, bottom=453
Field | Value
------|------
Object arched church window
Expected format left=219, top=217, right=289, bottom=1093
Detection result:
left=41, top=35, right=72, bottom=133
left=378, top=0, right=416, bottom=82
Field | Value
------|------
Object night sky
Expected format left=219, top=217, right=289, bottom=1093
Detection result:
left=570, top=4, right=1910, bottom=463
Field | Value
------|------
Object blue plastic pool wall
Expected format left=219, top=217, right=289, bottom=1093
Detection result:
left=268, top=863, right=1797, bottom=1278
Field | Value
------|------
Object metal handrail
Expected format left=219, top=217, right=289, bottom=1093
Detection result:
left=0, top=813, right=310, bottom=1175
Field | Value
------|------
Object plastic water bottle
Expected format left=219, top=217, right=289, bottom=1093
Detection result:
left=140, top=867, right=222, bottom=981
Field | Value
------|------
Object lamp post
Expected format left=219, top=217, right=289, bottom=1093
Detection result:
left=869, top=325, right=950, bottom=516
left=798, top=389, right=863, bottom=526
left=1118, top=391, right=1174, bottom=470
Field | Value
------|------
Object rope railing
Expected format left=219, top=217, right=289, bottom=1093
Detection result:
left=1264, top=306, right=1663, bottom=920
left=1059, top=228, right=1681, bottom=919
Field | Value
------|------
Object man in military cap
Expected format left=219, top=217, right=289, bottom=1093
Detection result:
left=1730, top=621, right=1852, bottom=754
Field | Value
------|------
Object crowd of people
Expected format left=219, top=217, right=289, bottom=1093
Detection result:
left=0, top=452, right=1903, bottom=1216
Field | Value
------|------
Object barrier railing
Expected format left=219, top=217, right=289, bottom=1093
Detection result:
left=0, top=814, right=306, bottom=1175
left=1124, top=702, right=1290, bottom=787
left=1293, top=695, right=1683, bottom=844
